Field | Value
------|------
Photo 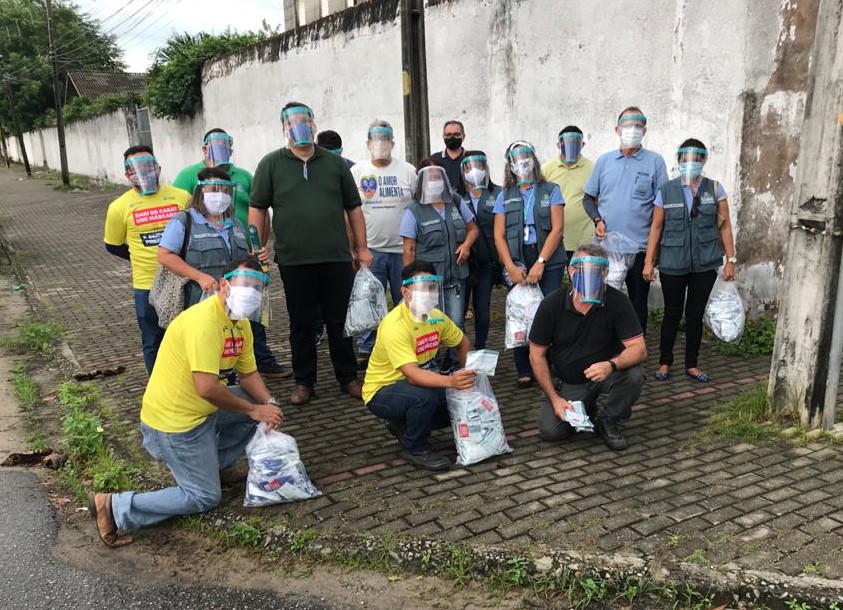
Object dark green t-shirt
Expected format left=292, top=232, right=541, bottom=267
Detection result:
left=250, top=146, right=361, bottom=265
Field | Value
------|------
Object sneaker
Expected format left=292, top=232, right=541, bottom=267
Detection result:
left=258, top=361, right=292, bottom=377
left=403, top=448, right=451, bottom=471
left=314, top=332, right=324, bottom=346
left=597, top=416, right=628, bottom=451
left=384, top=419, right=406, bottom=440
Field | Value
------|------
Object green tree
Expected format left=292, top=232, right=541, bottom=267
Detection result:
left=145, top=30, right=264, bottom=120
left=0, top=0, right=124, bottom=131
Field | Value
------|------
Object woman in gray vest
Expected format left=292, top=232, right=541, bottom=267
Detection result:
left=158, top=166, right=251, bottom=309
left=643, top=139, right=737, bottom=382
left=493, top=141, right=567, bottom=388
left=399, top=161, right=479, bottom=371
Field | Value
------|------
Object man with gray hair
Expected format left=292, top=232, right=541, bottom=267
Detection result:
left=351, top=119, right=418, bottom=367
left=528, top=242, right=646, bottom=451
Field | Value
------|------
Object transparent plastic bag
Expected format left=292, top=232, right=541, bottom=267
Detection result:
left=344, top=267, right=388, bottom=337
left=563, top=400, right=594, bottom=433
left=244, top=423, right=321, bottom=507
left=505, top=283, right=544, bottom=349
left=704, top=274, right=745, bottom=343
left=465, top=349, right=499, bottom=376
left=446, top=374, right=512, bottom=466
left=595, top=232, right=638, bottom=289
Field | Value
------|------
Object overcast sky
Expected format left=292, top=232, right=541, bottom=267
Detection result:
left=71, top=0, right=282, bottom=72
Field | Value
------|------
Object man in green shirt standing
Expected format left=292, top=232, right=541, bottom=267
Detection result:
left=250, top=101, right=373, bottom=406
left=172, top=128, right=287, bottom=377
left=541, top=125, right=595, bottom=258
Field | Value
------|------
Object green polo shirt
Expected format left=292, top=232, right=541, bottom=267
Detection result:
left=541, top=155, right=595, bottom=252
left=171, top=161, right=253, bottom=226
left=250, top=146, right=362, bottom=266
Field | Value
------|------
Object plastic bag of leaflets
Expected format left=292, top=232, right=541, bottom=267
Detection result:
left=595, top=232, right=639, bottom=290
left=563, top=400, right=595, bottom=433
left=505, top=283, right=544, bottom=349
left=446, top=373, right=512, bottom=466
left=704, top=272, right=746, bottom=343
left=344, top=266, right=389, bottom=337
left=244, top=423, right=321, bottom=507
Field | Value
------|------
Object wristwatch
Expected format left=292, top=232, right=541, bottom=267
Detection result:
left=537, top=256, right=546, bottom=264
left=266, top=397, right=278, bottom=406
left=727, top=256, right=737, bottom=264
left=608, top=360, right=618, bottom=372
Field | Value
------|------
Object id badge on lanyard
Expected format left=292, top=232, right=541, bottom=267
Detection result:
left=523, top=188, right=536, bottom=243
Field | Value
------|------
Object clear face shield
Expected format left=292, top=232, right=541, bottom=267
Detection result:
left=677, top=147, right=707, bottom=184
left=281, top=106, right=316, bottom=147
left=617, top=114, right=646, bottom=149
left=416, top=166, right=453, bottom=205
left=204, top=132, right=233, bottom=166
left=569, top=255, right=610, bottom=304
left=223, top=269, right=271, bottom=323
left=506, top=144, right=538, bottom=186
left=367, top=126, right=394, bottom=161
left=559, top=132, right=583, bottom=163
left=198, top=179, right=236, bottom=216
left=402, top=274, right=444, bottom=323
left=124, top=154, right=160, bottom=196
left=461, top=154, right=489, bottom=191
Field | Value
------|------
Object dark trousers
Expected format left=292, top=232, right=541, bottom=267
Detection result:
left=659, top=270, right=718, bottom=369
left=278, top=262, right=357, bottom=388
left=537, top=365, right=645, bottom=440
left=134, top=289, right=165, bottom=375
left=249, top=321, right=276, bottom=368
left=466, top=262, right=499, bottom=350
left=367, top=380, right=450, bottom=451
left=625, top=252, right=650, bottom=335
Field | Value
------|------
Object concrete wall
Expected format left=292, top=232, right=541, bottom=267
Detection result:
left=5, top=0, right=819, bottom=311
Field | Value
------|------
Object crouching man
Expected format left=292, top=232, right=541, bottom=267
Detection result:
left=91, top=257, right=284, bottom=546
left=363, top=261, right=474, bottom=471
left=529, top=243, right=646, bottom=451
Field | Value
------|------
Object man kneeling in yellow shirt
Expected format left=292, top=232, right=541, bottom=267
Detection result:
left=91, top=258, right=284, bottom=547
left=362, top=261, right=475, bottom=471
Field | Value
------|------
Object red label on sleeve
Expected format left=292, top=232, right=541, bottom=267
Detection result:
left=132, top=204, right=180, bottom=227
left=222, top=337, right=244, bottom=358
left=415, top=331, right=440, bottom=356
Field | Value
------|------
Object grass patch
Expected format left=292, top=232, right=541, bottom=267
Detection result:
left=3, top=320, right=64, bottom=357
left=27, top=431, right=49, bottom=452
left=713, top=314, right=776, bottom=357
left=12, top=365, right=39, bottom=409
left=701, top=385, right=785, bottom=443
left=224, top=521, right=264, bottom=548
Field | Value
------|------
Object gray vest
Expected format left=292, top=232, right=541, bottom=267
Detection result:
left=464, top=185, right=501, bottom=265
left=408, top=201, right=468, bottom=283
left=502, top=181, right=567, bottom=270
left=657, top=177, right=723, bottom=275
left=178, top=211, right=250, bottom=307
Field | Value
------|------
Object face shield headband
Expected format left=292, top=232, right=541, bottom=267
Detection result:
left=204, top=133, right=233, bottom=166
left=223, top=269, right=271, bottom=322
left=124, top=154, right=160, bottom=196
left=402, top=274, right=444, bottom=323
left=461, top=154, right=489, bottom=191
left=559, top=132, right=583, bottom=163
left=507, top=145, right=538, bottom=186
left=281, top=106, right=315, bottom=146
left=569, top=256, right=609, bottom=304
left=677, top=146, right=707, bottom=183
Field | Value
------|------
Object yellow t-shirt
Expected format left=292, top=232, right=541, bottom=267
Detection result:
left=541, top=156, right=595, bottom=253
left=140, top=296, right=257, bottom=433
left=103, top=184, right=190, bottom=290
left=362, top=304, right=464, bottom=404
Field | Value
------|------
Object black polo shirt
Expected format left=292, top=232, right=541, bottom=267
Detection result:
left=529, top=286, right=642, bottom=384
left=434, top=149, right=466, bottom=196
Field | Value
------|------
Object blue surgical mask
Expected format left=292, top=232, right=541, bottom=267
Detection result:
left=679, top=161, right=703, bottom=181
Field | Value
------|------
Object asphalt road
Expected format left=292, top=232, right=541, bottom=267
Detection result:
left=0, top=470, right=340, bottom=610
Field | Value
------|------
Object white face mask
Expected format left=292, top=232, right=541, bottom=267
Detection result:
left=510, top=157, right=535, bottom=177
left=226, top=286, right=263, bottom=320
left=204, top=192, right=232, bottom=215
left=369, top=141, right=392, bottom=161
left=620, top=126, right=644, bottom=148
left=422, top=180, right=445, bottom=203
left=464, top=167, right=487, bottom=188
left=409, top=290, right=439, bottom=322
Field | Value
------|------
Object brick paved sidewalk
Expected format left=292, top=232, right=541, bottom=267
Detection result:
left=1, top=166, right=842, bottom=582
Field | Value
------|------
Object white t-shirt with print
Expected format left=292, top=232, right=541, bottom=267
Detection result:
left=351, top=158, right=418, bottom=254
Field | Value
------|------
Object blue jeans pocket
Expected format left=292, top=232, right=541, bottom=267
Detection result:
left=141, top=424, right=164, bottom=461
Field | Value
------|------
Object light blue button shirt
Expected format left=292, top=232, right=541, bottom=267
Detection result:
left=653, top=181, right=728, bottom=211
left=159, top=207, right=232, bottom=253
left=583, top=148, right=668, bottom=253
left=398, top=200, right=475, bottom=238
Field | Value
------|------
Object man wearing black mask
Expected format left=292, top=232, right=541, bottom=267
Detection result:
left=434, top=120, right=467, bottom=197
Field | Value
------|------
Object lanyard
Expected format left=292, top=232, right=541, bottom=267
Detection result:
left=522, top=187, right=536, bottom=224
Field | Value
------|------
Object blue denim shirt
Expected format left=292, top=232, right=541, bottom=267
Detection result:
left=583, top=148, right=668, bottom=253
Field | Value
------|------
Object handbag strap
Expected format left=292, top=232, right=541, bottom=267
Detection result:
left=178, top=210, right=193, bottom=259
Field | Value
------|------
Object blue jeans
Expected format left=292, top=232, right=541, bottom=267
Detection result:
left=249, top=321, right=276, bottom=369
left=367, top=380, right=450, bottom=451
left=469, top=262, right=498, bottom=350
left=358, top=251, right=404, bottom=355
left=443, top=279, right=467, bottom=367
left=513, top=246, right=564, bottom=379
left=111, top=387, right=258, bottom=532
left=134, top=289, right=165, bottom=375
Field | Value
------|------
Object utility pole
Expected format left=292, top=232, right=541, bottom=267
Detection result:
left=45, top=0, right=70, bottom=186
left=1, top=76, right=31, bottom=177
left=0, top=121, right=10, bottom=168
left=399, top=0, right=429, bottom=166
left=768, top=0, right=843, bottom=429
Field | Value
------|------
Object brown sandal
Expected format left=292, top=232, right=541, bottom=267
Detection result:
left=89, top=493, right=133, bottom=547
